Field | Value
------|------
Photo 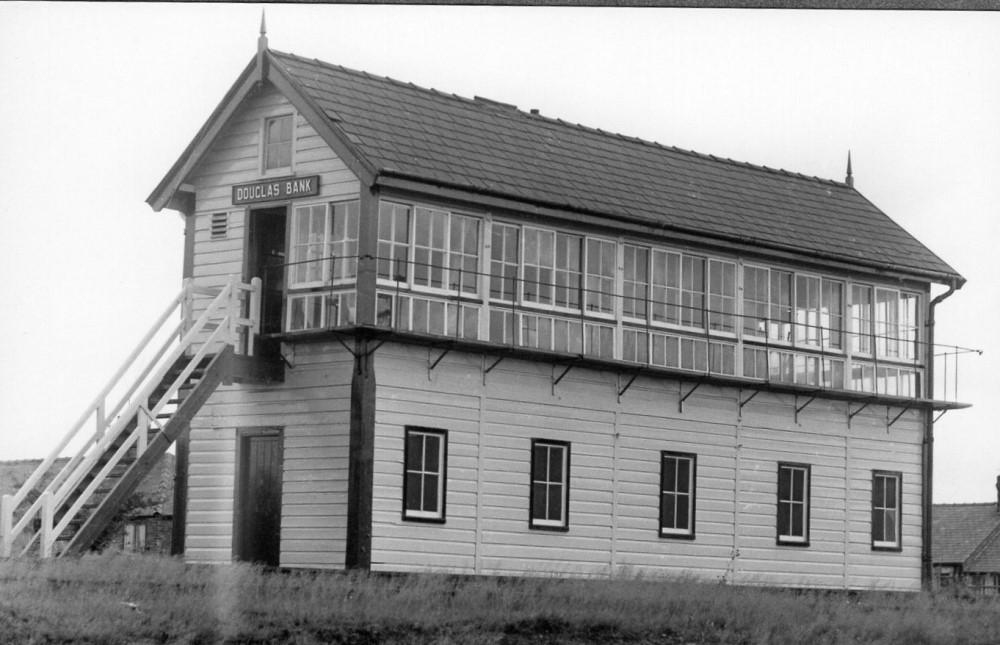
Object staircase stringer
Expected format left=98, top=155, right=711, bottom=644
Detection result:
left=62, top=346, right=233, bottom=556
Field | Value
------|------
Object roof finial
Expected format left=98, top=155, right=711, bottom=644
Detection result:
left=256, top=9, right=269, bottom=83
left=845, top=150, right=854, bottom=188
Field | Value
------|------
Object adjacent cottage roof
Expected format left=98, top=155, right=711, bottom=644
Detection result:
left=150, top=49, right=963, bottom=285
left=933, top=503, right=1000, bottom=572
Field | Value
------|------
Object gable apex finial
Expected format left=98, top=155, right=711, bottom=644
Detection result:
left=256, top=9, right=269, bottom=84
left=845, top=150, right=854, bottom=188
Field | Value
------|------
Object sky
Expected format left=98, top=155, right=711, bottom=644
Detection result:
left=0, top=4, right=997, bottom=504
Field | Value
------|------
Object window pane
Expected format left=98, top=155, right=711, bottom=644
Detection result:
left=676, top=458, right=690, bottom=494
left=532, top=483, right=545, bottom=519
left=547, top=483, right=563, bottom=521
left=791, top=504, right=803, bottom=536
left=422, top=474, right=439, bottom=512
left=778, top=467, right=791, bottom=501
left=548, top=446, right=563, bottom=483
left=662, top=494, right=676, bottom=528
left=424, top=435, right=440, bottom=471
left=663, top=457, right=677, bottom=492
left=778, top=501, right=790, bottom=536
left=676, top=495, right=689, bottom=530
left=405, top=472, right=422, bottom=511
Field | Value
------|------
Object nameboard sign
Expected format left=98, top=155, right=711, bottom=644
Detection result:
left=232, top=175, right=321, bottom=205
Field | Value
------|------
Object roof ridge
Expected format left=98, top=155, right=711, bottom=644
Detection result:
left=270, top=49, right=848, bottom=189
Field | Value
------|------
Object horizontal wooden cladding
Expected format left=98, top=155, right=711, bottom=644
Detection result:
left=185, top=341, right=355, bottom=568
left=368, top=341, right=924, bottom=589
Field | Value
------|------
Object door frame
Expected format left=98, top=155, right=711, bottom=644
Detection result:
left=232, top=426, right=284, bottom=565
left=243, top=204, right=290, bottom=339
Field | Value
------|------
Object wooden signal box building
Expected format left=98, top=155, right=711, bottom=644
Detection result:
left=3, top=32, right=968, bottom=592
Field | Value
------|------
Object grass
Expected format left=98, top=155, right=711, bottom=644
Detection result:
left=1, top=554, right=999, bottom=644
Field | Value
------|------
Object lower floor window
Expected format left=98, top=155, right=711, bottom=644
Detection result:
left=403, top=427, right=447, bottom=522
left=872, top=471, right=902, bottom=549
left=660, top=452, right=696, bottom=538
left=777, top=462, right=810, bottom=545
left=531, top=440, right=570, bottom=530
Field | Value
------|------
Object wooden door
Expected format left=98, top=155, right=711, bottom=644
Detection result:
left=237, top=429, right=283, bottom=566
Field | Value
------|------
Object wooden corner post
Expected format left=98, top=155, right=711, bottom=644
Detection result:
left=346, top=336, right=377, bottom=569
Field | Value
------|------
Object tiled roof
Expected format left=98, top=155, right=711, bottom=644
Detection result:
left=933, top=503, right=1000, bottom=567
left=271, top=50, right=960, bottom=282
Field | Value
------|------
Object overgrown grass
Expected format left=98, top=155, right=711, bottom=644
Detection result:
left=1, top=554, right=998, bottom=644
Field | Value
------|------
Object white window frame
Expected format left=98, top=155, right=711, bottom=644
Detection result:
left=377, top=201, right=412, bottom=284
left=584, top=236, right=617, bottom=319
left=261, top=113, right=295, bottom=173
left=660, top=452, right=696, bottom=538
left=530, top=440, right=569, bottom=530
left=872, top=471, right=902, bottom=550
left=489, top=221, right=520, bottom=303
left=403, top=427, right=447, bottom=522
left=777, top=463, right=810, bottom=545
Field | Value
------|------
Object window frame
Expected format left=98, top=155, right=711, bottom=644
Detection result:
left=659, top=451, right=697, bottom=539
left=776, top=462, right=811, bottom=546
left=529, top=439, right=571, bottom=531
left=402, top=427, right=448, bottom=523
left=871, top=470, right=903, bottom=551
left=287, top=200, right=360, bottom=290
left=261, top=113, right=295, bottom=173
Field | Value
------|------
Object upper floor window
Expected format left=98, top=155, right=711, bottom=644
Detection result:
left=708, top=259, right=737, bottom=334
left=263, top=114, right=293, bottom=171
left=530, top=440, right=570, bottom=530
left=650, top=249, right=704, bottom=329
left=585, top=238, right=616, bottom=315
left=490, top=222, right=520, bottom=302
left=523, top=228, right=581, bottom=309
left=777, top=462, right=810, bottom=545
left=378, top=202, right=411, bottom=282
left=288, top=201, right=359, bottom=288
left=660, top=451, right=696, bottom=538
left=872, top=471, right=902, bottom=550
left=403, top=427, right=447, bottom=522
left=622, top=244, right=649, bottom=320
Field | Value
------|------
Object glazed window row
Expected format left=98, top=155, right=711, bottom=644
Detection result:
left=278, top=198, right=925, bottom=397
left=401, top=427, right=904, bottom=550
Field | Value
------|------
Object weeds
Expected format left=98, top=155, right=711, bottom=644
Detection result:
left=1, top=554, right=999, bottom=644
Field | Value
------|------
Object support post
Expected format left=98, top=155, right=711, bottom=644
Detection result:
left=248, top=277, right=262, bottom=357
left=0, top=494, right=12, bottom=557
left=40, top=491, right=53, bottom=558
left=171, top=427, right=190, bottom=557
left=346, top=336, right=377, bottom=569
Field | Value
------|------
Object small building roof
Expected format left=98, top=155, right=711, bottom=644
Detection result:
left=932, top=503, right=1000, bottom=571
left=150, top=48, right=963, bottom=286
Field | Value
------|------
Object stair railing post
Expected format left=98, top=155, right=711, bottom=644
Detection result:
left=1, top=494, right=12, bottom=557
left=181, top=278, right=195, bottom=342
left=95, top=402, right=106, bottom=443
left=137, top=409, right=149, bottom=457
left=227, top=275, right=240, bottom=351
left=248, top=277, right=263, bottom=357
left=40, top=491, right=53, bottom=558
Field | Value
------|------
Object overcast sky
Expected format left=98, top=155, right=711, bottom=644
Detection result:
left=0, top=4, right=996, bottom=503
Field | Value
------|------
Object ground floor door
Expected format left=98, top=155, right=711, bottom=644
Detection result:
left=236, top=428, right=283, bottom=566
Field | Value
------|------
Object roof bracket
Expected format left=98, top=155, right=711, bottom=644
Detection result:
left=679, top=381, right=703, bottom=414
left=617, top=371, right=641, bottom=402
left=847, top=400, right=872, bottom=429
left=363, top=339, right=387, bottom=357
left=887, top=404, right=912, bottom=429
left=933, top=409, right=950, bottom=424
left=552, top=360, right=579, bottom=394
left=482, top=355, right=506, bottom=385
left=794, top=394, right=818, bottom=424
left=739, top=389, right=761, bottom=410
left=428, top=344, right=454, bottom=378
left=333, top=336, right=358, bottom=359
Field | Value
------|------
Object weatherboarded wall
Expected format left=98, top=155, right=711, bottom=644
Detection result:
left=185, top=82, right=360, bottom=320
left=184, top=341, right=353, bottom=568
left=369, top=341, right=923, bottom=590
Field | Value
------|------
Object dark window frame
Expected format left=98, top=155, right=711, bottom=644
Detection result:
left=659, top=451, right=697, bottom=540
left=529, top=439, right=571, bottom=532
left=776, top=462, right=811, bottom=547
left=871, top=470, right=903, bottom=552
left=401, top=426, right=448, bottom=524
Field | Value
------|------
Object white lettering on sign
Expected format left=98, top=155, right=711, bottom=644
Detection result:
left=232, top=175, right=321, bottom=205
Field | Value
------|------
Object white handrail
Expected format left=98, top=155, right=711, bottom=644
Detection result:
left=1, top=275, right=261, bottom=558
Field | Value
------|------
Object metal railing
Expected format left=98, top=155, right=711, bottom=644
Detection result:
left=0, top=276, right=260, bottom=558
left=263, top=254, right=977, bottom=402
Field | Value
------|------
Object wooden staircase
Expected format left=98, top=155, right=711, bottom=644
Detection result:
left=1, top=276, right=261, bottom=558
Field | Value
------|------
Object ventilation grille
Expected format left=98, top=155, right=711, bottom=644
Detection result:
left=210, top=212, right=228, bottom=240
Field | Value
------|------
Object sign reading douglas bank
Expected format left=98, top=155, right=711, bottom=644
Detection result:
left=232, top=175, right=321, bottom=205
